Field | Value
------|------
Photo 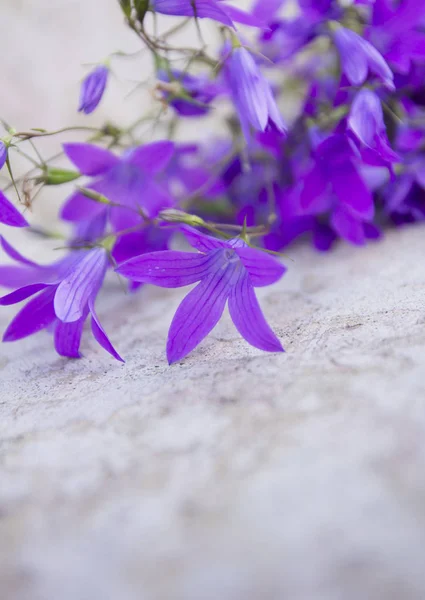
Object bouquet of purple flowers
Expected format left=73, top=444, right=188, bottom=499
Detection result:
left=0, top=0, right=424, bottom=364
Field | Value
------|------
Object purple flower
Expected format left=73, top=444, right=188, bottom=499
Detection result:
left=157, top=69, right=221, bottom=117
left=0, top=191, right=28, bottom=228
left=367, top=0, right=425, bottom=75
left=116, top=227, right=285, bottom=363
left=332, top=25, right=395, bottom=90
left=224, top=46, right=286, bottom=141
left=296, top=134, right=374, bottom=245
left=0, top=141, right=7, bottom=171
left=78, top=65, right=109, bottom=115
left=0, top=238, right=122, bottom=361
left=348, top=88, right=399, bottom=164
left=62, top=141, right=175, bottom=243
left=150, top=0, right=263, bottom=28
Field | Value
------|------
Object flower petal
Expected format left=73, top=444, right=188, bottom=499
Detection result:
left=89, top=300, right=124, bottom=362
left=235, top=246, right=286, bottom=287
left=151, top=0, right=235, bottom=27
left=54, top=317, right=86, bottom=358
left=61, top=187, right=107, bottom=222
left=166, top=269, right=231, bottom=363
left=228, top=270, right=283, bottom=352
left=54, top=249, right=108, bottom=323
left=0, top=283, right=49, bottom=306
left=331, top=161, right=374, bottom=220
left=299, top=164, right=330, bottom=214
left=0, top=191, right=28, bottom=228
left=181, top=226, right=230, bottom=251
left=63, top=143, right=118, bottom=176
left=0, top=236, right=38, bottom=266
left=125, top=141, right=175, bottom=173
left=117, top=250, right=214, bottom=287
left=3, top=287, right=56, bottom=342
left=331, top=206, right=366, bottom=245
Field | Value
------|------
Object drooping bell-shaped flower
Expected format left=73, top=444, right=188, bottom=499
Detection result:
left=332, top=24, right=395, bottom=90
left=348, top=88, right=399, bottom=164
left=224, top=44, right=286, bottom=141
left=78, top=65, right=109, bottom=115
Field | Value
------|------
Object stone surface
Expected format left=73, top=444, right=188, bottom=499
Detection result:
left=1, top=225, right=425, bottom=600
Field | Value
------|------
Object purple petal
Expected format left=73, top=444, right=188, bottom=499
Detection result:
left=117, top=250, right=215, bottom=287
left=0, top=283, right=49, bottom=306
left=125, top=141, right=175, bottom=173
left=0, top=191, right=28, bottom=228
left=151, top=0, right=235, bottom=27
left=228, top=270, right=283, bottom=352
left=226, top=47, right=269, bottom=132
left=181, top=226, right=229, bottom=252
left=54, top=248, right=108, bottom=323
left=166, top=270, right=231, bottom=363
left=331, top=161, right=374, bottom=220
left=61, top=187, right=107, bottom=222
left=0, top=236, right=38, bottom=266
left=235, top=246, right=286, bottom=287
left=89, top=300, right=124, bottom=362
left=299, top=164, right=330, bottom=213
left=220, top=3, right=265, bottom=28
left=63, top=143, right=118, bottom=176
left=3, top=287, right=56, bottom=342
left=54, top=317, right=86, bottom=358
left=333, top=27, right=369, bottom=86
left=331, top=207, right=366, bottom=245
left=348, top=89, right=383, bottom=148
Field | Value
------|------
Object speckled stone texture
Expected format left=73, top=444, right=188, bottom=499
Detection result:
left=1, top=225, right=425, bottom=600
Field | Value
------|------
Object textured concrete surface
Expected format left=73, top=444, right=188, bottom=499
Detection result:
left=1, top=225, right=425, bottom=600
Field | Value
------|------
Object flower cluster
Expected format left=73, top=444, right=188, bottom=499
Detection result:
left=0, top=0, right=424, bottom=364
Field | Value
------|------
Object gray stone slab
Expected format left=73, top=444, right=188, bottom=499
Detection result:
left=1, top=225, right=425, bottom=600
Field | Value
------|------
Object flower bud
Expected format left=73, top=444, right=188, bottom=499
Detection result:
left=77, top=186, right=112, bottom=205
left=78, top=65, right=109, bottom=115
left=0, top=141, right=7, bottom=171
left=159, top=209, right=206, bottom=227
left=39, top=168, right=81, bottom=186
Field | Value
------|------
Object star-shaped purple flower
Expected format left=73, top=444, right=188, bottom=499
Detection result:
left=61, top=141, right=175, bottom=265
left=0, top=238, right=122, bottom=361
left=117, top=227, right=285, bottom=363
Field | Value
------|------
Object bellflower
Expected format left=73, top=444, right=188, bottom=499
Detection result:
left=117, top=227, right=285, bottom=363
left=0, top=238, right=122, bottom=361
left=157, top=69, right=222, bottom=117
left=61, top=140, right=174, bottom=244
left=78, top=65, right=109, bottom=114
left=224, top=45, right=286, bottom=141
left=367, top=0, right=425, bottom=75
left=348, top=88, right=399, bottom=165
left=296, top=134, right=374, bottom=245
left=332, top=25, right=395, bottom=90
